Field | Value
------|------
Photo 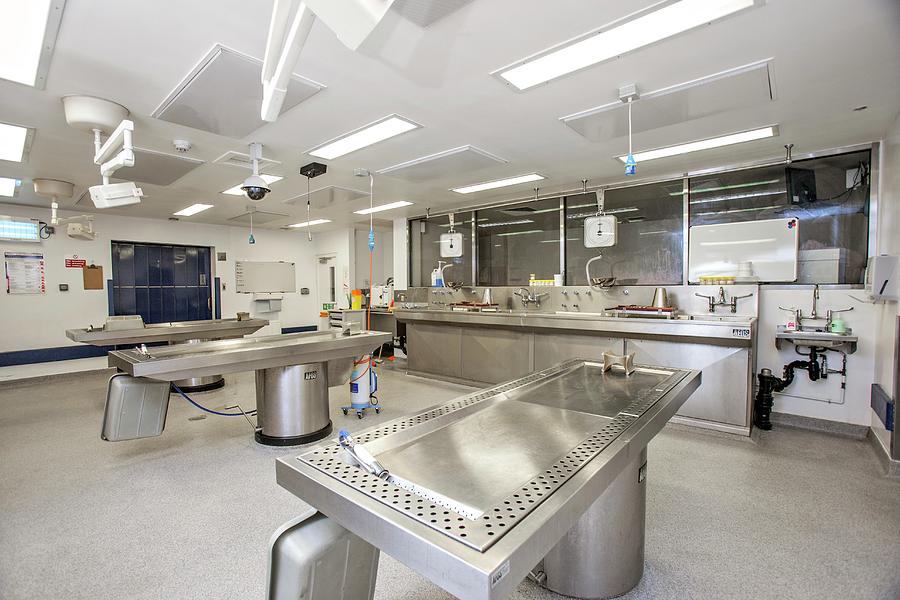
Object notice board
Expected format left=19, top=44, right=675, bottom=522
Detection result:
left=5, top=252, right=45, bottom=294
left=235, top=260, right=296, bottom=293
left=688, top=217, right=799, bottom=282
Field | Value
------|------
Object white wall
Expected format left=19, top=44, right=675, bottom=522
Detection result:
left=0, top=204, right=352, bottom=352
left=758, top=287, right=876, bottom=426
left=872, top=112, right=900, bottom=449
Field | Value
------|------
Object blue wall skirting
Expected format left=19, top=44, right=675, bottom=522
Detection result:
left=2, top=328, right=316, bottom=367
left=0, top=345, right=113, bottom=367
left=281, top=325, right=317, bottom=334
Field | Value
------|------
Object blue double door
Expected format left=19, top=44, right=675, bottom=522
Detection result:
left=111, top=242, right=213, bottom=324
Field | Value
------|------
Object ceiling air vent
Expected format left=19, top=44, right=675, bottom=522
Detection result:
left=227, top=209, right=289, bottom=225
left=391, top=0, right=474, bottom=27
left=214, top=150, right=281, bottom=172
left=283, top=185, right=368, bottom=207
left=377, top=146, right=507, bottom=183
left=561, top=59, right=776, bottom=141
left=113, top=147, right=205, bottom=186
left=151, top=44, right=324, bottom=139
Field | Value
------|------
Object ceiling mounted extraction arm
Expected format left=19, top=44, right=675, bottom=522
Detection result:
left=61, top=95, right=143, bottom=208
left=261, top=0, right=396, bottom=121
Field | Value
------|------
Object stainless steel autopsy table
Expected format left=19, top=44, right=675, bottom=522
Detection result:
left=272, top=358, right=700, bottom=599
left=108, top=330, right=392, bottom=445
left=67, top=317, right=269, bottom=391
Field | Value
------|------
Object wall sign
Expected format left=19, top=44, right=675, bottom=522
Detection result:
left=5, top=252, right=45, bottom=294
left=65, top=255, right=87, bottom=268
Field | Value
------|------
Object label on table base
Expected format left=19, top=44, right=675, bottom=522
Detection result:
left=491, top=561, right=510, bottom=589
left=732, top=327, right=751, bottom=338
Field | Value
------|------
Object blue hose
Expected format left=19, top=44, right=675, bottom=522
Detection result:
left=171, top=384, right=247, bottom=417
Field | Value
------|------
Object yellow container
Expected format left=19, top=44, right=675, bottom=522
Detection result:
left=351, top=289, right=363, bottom=310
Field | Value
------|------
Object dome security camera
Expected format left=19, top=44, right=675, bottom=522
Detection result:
left=241, top=175, right=271, bottom=201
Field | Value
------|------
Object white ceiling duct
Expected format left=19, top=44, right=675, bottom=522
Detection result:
left=261, top=0, right=396, bottom=121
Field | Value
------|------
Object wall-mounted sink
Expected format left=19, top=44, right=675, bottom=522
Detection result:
left=775, top=330, right=858, bottom=354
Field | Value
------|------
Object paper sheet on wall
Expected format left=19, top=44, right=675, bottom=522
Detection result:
left=4, top=252, right=45, bottom=294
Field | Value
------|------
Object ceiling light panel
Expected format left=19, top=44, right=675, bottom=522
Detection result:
left=0, top=123, right=30, bottom=162
left=452, top=173, right=544, bottom=194
left=222, top=174, right=283, bottom=195
left=307, top=115, right=420, bottom=160
left=0, top=0, right=54, bottom=86
left=496, top=0, right=759, bottom=90
left=288, top=219, right=331, bottom=228
left=617, top=126, right=777, bottom=162
left=354, top=201, right=413, bottom=215
left=173, top=203, right=214, bottom=216
left=0, top=177, right=19, bottom=197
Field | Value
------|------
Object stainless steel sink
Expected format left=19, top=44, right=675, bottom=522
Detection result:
left=775, top=329, right=858, bottom=354
left=687, top=314, right=752, bottom=323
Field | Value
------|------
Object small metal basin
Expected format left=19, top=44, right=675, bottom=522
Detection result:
left=775, top=330, right=858, bottom=354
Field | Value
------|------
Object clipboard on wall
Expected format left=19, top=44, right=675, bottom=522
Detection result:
left=83, top=264, right=104, bottom=290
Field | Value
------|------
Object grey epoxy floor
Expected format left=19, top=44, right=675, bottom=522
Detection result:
left=1, top=367, right=898, bottom=600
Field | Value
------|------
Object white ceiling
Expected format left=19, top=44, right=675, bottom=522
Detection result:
left=0, top=0, right=898, bottom=232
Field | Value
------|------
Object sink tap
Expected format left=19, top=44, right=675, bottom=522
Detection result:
left=696, top=286, right=754, bottom=313
left=513, top=288, right=549, bottom=308
left=811, top=284, right=819, bottom=320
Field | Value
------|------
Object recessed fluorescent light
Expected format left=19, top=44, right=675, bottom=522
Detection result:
left=173, top=203, right=214, bottom=216
left=0, top=123, right=29, bottom=162
left=497, top=0, right=757, bottom=90
left=288, top=219, right=331, bottom=228
left=452, top=173, right=544, bottom=194
left=222, top=174, right=282, bottom=195
left=617, top=126, right=777, bottom=163
left=308, top=115, right=420, bottom=160
left=354, top=200, right=413, bottom=215
left=0, top=0, right=53, bottom=86
left=0, top=177, right=19, bottom=197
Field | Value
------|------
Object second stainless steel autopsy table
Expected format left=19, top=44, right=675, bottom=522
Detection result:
left=273, top=357, right=700, bottom=599
left=108, top=330, right=392, bottom=445
left=66, top=317, right=269, bottom=391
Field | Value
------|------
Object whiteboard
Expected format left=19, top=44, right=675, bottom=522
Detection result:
left=235, top=261, right=296, bottom=293
left=688, top=218, right=799, bottom=282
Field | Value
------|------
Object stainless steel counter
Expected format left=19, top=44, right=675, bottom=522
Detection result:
left=275, top=359, right=701, bottom=600
left=66, top=317, right=269, bottom=345
left=395, top=309, right=754, bottom=346
left=108, top=330, right=392, bottom=381
left=395, top=308, right=756, bottom=435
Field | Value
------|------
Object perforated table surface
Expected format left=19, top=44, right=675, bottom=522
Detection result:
left=276, top=358, right=700, bottom=600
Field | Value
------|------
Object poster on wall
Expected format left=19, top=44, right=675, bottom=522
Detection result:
left=65, top=255, right=87, bottom=268
left=5, top=252, right=45, bottom=294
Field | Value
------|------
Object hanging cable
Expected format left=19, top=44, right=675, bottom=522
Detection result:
left=367, top=171, right=374, bottom=331
left=625, top=99, right=636, bottom=176
left=306, top=175, right=312, bottom=242
left=171, top=384, right=254, bottom=417
left=248, top=210, right=256, bottom=245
